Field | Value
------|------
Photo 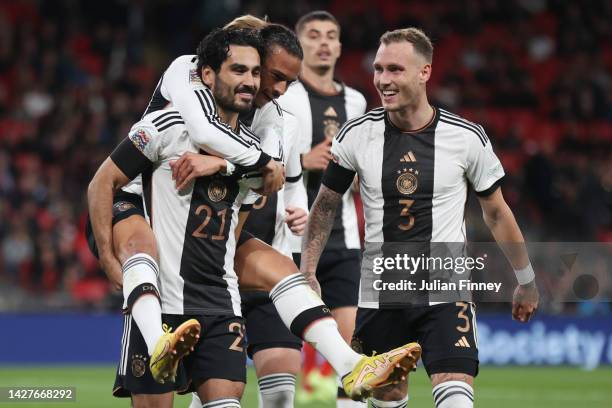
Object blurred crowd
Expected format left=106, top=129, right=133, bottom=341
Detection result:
left=0, top=0, right=610, bottom=312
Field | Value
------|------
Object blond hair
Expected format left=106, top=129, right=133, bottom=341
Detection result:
left=224, top=15, right=268, bottom=30
left=380, top=28, right=433, bottom=63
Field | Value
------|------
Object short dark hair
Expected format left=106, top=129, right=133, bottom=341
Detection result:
left=196, top=28, right=265, bottom=74
left=260, top=23, right=303, bottom=60
left=295, top=10, right=340, bottom=35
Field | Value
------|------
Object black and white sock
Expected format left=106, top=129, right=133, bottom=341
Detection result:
left=258, top=373, right=296, bottom=408
left=201, top=398, right=241, bottom=408
left=370, top=396, right=408, bottom=408
left=270, top=273, right=362, bottom=376
left=432, top=381, right=473, bottom=408
left=122, top=253, right=163, bottom=356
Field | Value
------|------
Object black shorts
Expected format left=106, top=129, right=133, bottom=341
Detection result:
left=316, top=249, right=361, bottom=309
left=113, top=313, right=246, bottom=397
left=352, top=302, right=479, bottom=377
left=86, top=191, right=145, bottom=259
left=241, top=291, right=302, bottom=358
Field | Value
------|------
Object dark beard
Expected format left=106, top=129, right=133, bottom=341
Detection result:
left=213, top=77, right=254, bottom=114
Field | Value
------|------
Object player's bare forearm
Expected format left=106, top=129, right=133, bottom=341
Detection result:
left=478, top=188, right=530, bottom=270
left=87, top=158, right=130, bottom=287
left=301, top=185, right=342, bottom=279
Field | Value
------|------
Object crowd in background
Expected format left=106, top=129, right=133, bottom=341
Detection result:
left=0, top=0, right=610, bottom=312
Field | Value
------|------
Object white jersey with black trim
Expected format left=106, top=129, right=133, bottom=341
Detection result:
left=114, top=108, right=260, bottom=316
left=278, top=80, right=366, bottom=252
left=143, top=55, right=271, bottom=169
left=242, top=101, right=308, bottom=256
left=327, top=107, right=505, bottom=308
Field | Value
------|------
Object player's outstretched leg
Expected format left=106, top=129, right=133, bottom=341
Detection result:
left=235, top=238, right=421, bottom=400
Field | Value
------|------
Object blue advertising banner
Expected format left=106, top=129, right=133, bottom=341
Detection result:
left=1, top=313, right=611, bottom=368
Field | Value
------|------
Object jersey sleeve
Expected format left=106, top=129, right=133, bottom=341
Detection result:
left=321, top=125, right=358, bottom=194
left=160, top=56, right=271, bottom=170
left=110, top=120, right=162, bottom=180
left=283, top=113, right=308, bottom=212
left=253, top=102, right=284, bottom=161
left=465, top=126, right=505, bottom=196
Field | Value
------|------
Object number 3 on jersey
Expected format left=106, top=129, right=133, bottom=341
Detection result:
left=398, top=199, right=415, bottom=231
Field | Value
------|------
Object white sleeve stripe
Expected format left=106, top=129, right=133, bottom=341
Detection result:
left=193, top=89, right=251, bottom=148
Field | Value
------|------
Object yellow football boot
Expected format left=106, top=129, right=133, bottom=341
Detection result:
left=149, top=319, right=201, bottom=384
left=342, top=342, right=422, bottom=401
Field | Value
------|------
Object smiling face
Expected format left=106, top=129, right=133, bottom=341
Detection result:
left=298, top=19, right=341, bottom=72
left=373, top=41, right=431, bottom=112
left=255, top=45, right=302, bottom=107
left=203, top=44, right=261, bottom=115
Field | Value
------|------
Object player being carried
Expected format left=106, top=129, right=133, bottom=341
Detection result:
left=88, top=25, right=421, bottom=407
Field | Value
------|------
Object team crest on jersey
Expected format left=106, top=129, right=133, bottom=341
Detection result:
left=129, top=129, right=150, bottom=153
left=208, top=180, right=227, bottom=202
left=189, top=68, right=202, bottom=84
left=131, top=354, right=147, bottom=378
left=396, top=168, right=418, bottom=195
left=323, top=119, right=340, bottom=139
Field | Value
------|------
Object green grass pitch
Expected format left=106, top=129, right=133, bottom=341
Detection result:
left=0, top=365, right=610, bottom=407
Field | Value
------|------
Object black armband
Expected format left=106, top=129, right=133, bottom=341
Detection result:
left=321, top=161, right=356, bottom=194
left=110, top=138, right=153, bottom=180
left=234, top=151, right=272, bottom=177
left=475, top=176, right=504, bottom=197
left=286, top=173, right=302, bottom=183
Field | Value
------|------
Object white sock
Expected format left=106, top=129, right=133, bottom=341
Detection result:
left=258, top=373, right=296, bottom=408
left=432, top=381, right=473, bottom=408
left=122, top=253, right=163, bottom=356
left=190, top=392, right=201, bottom=408
left=337, top=397, right=368, bottom=407
left=270, top=273, right=362, bottom=376
left=370, top=395, right=408, bottom=408
left=201, top=398, right=241, bottom=408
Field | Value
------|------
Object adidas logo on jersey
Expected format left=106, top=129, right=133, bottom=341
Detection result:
left=455, top=336, right=471, bottom=348
left=399, top=151, right=417, bottom=163
left=324, top=106, right=338, bottom=117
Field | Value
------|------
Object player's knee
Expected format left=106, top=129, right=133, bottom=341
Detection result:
left=260, top=255, right=298, bottom=291
left=131, top=394, right=172, bottom=408
left=432, top=380, right=473, bottom=408
left=115, top=230, right=158, bottom=264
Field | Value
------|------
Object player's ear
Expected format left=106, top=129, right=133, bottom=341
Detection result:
left=201, top=66, right=215, bottom=88
left=419, top=63, right=431, bottom=84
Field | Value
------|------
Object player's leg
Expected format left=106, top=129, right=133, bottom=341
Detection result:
left=242, top=291, right=302, bottom=408
left=351, top=308, right=416, bottom=408
left=86, top=192, right=165, bottom=355
left=87, top=192, right=200, bottom=383
left=421, top=302, right=479, bottom=408
left=253, top=348, right=301, bottom=408
left=235, top=237, right=421, bottom=400
left=317, top=250, right=362, bottom=406
left=185, top=315, right=247, bottom=408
